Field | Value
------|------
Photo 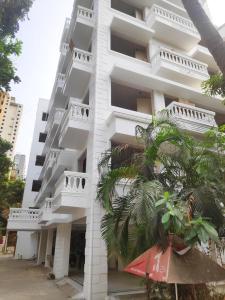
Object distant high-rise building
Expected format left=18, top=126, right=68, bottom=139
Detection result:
left=12, top=154, right=26, bottom=180
left=0, top=92, right=23, bottom=159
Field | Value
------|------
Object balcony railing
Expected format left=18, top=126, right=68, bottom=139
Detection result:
left=148, top=5, right=198, bottom=34
left=162, top=101, right=217, bottom=127
left=38, top=198, right=53, bottom=221
left=152, top=47, right=208, bottom=75
left=9, top=208, right=40, bottom=221
left=77, top=5, right=94, bottom=22
left=61, top=42, right=69, bottom=55
left=73, top=48, right=93, bottom=64
left=55, top=171, right=88, bottom=196
left=70, top=102, right=91, bottom=121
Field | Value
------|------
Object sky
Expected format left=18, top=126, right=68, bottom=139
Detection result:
left=10, top=0, right=225, bottom=172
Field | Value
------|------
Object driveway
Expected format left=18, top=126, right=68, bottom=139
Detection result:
left=0, top=255, right=69, bottom=300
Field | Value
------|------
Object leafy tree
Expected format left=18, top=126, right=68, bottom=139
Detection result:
left=97, top=118, right=225, bottom=263
left=0, top=0, right=34, bottom=38
left=0, top=137, right=12, bottom=182
left=0, top=0, right=34, bottom=91
left=0, top=37, right=21, bottom=91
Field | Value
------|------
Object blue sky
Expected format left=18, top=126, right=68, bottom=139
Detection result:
left=10, top=0, right=225, bottom=171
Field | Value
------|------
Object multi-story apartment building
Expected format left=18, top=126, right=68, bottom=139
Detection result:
left=7, top=0, right=225, bottom=299
left=15, top=98, right=48, bottom=259
left=11, top=154, right=26, bottom=180
left=0, top=92, right=23, bottom=159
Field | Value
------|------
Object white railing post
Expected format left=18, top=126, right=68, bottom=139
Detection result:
left=163, top=101, right=217, bottom=127
left=77, top=5, right=94, bottom=22
left=149, top=4, right=198, bottom=34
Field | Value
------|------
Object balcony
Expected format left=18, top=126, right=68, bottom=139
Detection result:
left=189, top=45, right=219, bottom=72
left=35, top=149, right=77, bottom=205
left=53, top=171, right=89, bottom=214
left=43, top=109, right=64, bottom=154
left=59, top=18, right=70, bottom=50
left=106, top=107, right=151, bottom=146
left=38, top=198, right=71, bottom=226
left=59, top=102, right=91, bottom=150
left=121, top=0, right=187, bottom=17
left=147, top=5, right=200, bottom=51
left=59, top=43, right=72, bottom=73
left=49, top=73, right=66, bottom=111
left=64, top=49, right=93, bottom=98
left=70, top=6, right=95, bottom=50
left=46, top=108, right=64, bottom=137
left=151, top=47, right=209, bottom=88
left=161, top=101, right=217, bottom=134
left=110, top=9, right=154, bottom=46
left=7, top=208, right=41, bottom=231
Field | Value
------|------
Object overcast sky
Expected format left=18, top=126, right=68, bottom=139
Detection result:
left=10, top=0, right=225, bottom=172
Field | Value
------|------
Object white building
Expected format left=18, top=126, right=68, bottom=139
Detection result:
left=12, top=154, right=26, bottom=179
left=7, top=0, right=225, bottom=299
left=0, top=93, right=23, bottom=159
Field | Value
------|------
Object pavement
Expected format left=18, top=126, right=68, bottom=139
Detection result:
left=0, top=255, right=70, bottom=300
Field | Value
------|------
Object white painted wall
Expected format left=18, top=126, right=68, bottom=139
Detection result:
left=15, top=98, right=49, bottom=259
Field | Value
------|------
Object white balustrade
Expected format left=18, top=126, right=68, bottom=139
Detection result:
left=149, top=5, right=198, bottom=34
left=61, top=43, right=69, bottom=54
left=9, top=208, right=40, bottom=222
left=153, top=47, right=208, bottom=75
left=57, top=73, right=66, bottom=87
left=70, top=103, right=91, bottom=122
left=73, top=48, right=93, bottom=64
left=77, top=6, right=94, bottom=22
left=163, top=101, right=217, bottom=127
left=65, top=18, right=70, bottom=28
left=55, top=171, right=88, bottom=196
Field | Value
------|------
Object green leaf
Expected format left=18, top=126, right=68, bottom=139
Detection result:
left=162, top=212, right=170, bottom=224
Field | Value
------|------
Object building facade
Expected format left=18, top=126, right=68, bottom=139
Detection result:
left=7, top=0, right=225, bottom=299
left=11, top=154, right=26, bottom=180
left=0, top=92, right=23, bottom=159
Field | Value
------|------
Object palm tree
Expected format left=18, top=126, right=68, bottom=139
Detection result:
left=181, top=0, right=225, bottom=78
left=97, top=118, right=225, bottom=264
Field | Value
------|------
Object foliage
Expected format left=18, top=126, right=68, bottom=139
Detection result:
left=0, top=137, right=24, bottom=233
left=0, top=37, right=21, bottom=91
left=0, top=0, right=33, bottom=91
left=0, top=137, right=12, bottom=182
left=202, top=73, right=225, bottom=101
left=0, top=0, right=34, bottom=38
left=97, top=118, right=225, bottom=263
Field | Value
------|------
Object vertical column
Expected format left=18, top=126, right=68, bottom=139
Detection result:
left=37, top=230, right=48, bottom=265
left=53, top=223, right=72, bottom=279
left=45, top=228, right=54, bottom=268
left=152, top=90, right=166, bottom=114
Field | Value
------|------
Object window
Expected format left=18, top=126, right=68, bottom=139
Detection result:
left=42, top=112, right=49, bottom=121
left=31, top=180, right=42, bottom=192
left=39, top=132, right=47, bottom=143
left=35, top=155, right=45, bottom=166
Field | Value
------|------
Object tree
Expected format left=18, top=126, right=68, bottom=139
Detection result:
left=181, top=0, right=225, bottom=78
left=0, top=37, right=21, bottom=91
left=0, top=0, right=34, bottom=91
left=97, top=118, right=225, bottom=259
left=0, top=0, right=34, bottom=38
left=97, top=119, right=225, bottom=299
left=0, top=137, right=12, bottom=182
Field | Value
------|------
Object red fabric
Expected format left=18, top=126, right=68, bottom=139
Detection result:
left=124, top=245, right=171, bottom=282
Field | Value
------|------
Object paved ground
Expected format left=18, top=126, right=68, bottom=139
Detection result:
left=0, top=255, right=70, bottom=300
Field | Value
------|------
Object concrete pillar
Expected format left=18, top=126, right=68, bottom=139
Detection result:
left=37, top=230, right=48, bottom=265
left=152, top=90, right=166, bottom=114
left=83, top=206, right=108, bottom=300
left=53, top=223, right=72, bottom=279
left=45, top=228, right=54, bottom=268
left=15, top=231, right=39, bottom=259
